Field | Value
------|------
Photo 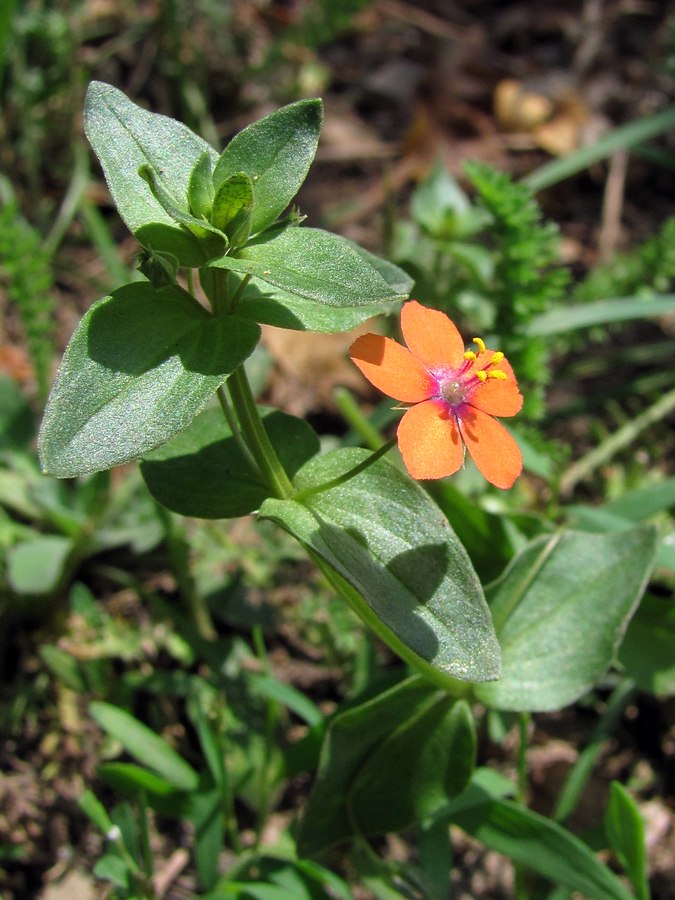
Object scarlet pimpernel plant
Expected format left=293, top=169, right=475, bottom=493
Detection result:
left=37, top=83, right=663, bottom=897
left=350, top=300, right=523, bottom=488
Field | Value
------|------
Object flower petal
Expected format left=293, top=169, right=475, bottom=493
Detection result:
left=397, top=399, right=464, bottom=480
left=350, top=333, right=435, bottom=402
left=471, top=352, right=523, bottom=417
left=457, top=407, right=522, bottom=489
left=401, top=300, right=465, bottom=370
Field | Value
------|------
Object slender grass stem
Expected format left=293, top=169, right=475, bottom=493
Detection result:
left=560, top=384, right=675, bottom=496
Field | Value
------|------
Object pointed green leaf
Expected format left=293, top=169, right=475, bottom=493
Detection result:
left=619, top=593, right=675, bottom=695
left=452, top=796, right=634, bottom=900
left=260, top=449, right=500, bottom=682
left=90, top=701, right=199, bottom=791
left=349, top=698, right=475, bottom=835
left=604, top=782, right=649, bottom=900
left=141, top=406, right=319, bottom=518
left=210, top=227, right=408, bottom=306
left=188, top=150, right=215, bottom=219
left=237, top=284, right=402, bottom=332
left=297, top=677, right=438, bottom=856
left=475, top=526, right=659, bottom=712
left=7, top=535, right=74, bottom=595
left=39, top=283, right=260, bottom=477
left=213, top=98, right=323, bottom=235
left=211, top=171, right=253, bottom=245
left=84, top=81, right=218, bottom=240
left=138, top=164, right=226, bottom=252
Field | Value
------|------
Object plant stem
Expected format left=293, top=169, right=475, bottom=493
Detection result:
left=227, top=366, right=293, bottom=499
left=333, top=386, right=386, bottom=451
left=293, top=438, right=397, bottom=503
left=216, top=385, right=261, bottom=475
left=311, top=553, right=472, bottom=697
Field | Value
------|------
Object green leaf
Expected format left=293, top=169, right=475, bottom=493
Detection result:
left=452, top=796, right=634, bottom=900
left=210, top=227, right=408, bottom=307
left=0, top=375, right=34, bottom=451
left=296, top=677, right=440, bottom=856
left=525, top=294, right=675, bottom=336
left=84, top=81, right=217, bottom=232
left=523, top=104, right=675, bottom=192
left=188, top=150, right=215, bottom=219
left=38, top=283, right=260, bottom=477
left=189, top=788, right=224, bottom=891
left=619, top=593, right=675, bottom=696
left=138, top=163, right=226, bottom=255
left=248, top=672, right=323, bottom=726
left=213, top=98, right=323, bottom=235
left=135, top=221, right=207, bottom=268
left=348, top=239, right=415, bottom=297
left=349, top=698, right=475, bottom=835
left=79, top=788, right=115, bottom=835
left=604, top=782, right=649, bottom=900
left=40, top=645, right=87, bottom=693
left=603, top=476, right=675, bottom=520
left=260, top=449, right=500, bottom=682
left=96, top=763, right=189, bottom=818
left=90, top=701, right=199, bottom=791
left=94, top=855, right=131, bottom=890
left=211, top=171, right=253, bottom=245
left=141, top=406, right=319, bottom=518
left=235, top=279, right=402, bottom=332
left=7, top=535, right=74, bottom=595
left=475, top=526, right=659, bottom=712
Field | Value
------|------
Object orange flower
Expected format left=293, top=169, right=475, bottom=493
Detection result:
left=350, top=301, right=523, bottom=488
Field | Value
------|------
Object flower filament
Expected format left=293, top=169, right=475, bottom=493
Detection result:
left=435, top=336, right=507, bottom=410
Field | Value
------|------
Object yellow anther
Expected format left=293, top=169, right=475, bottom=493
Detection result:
left=475, top=369, right=488, bottom=382
left=463, top=350, right=477, bottom=361
left=490, top=351, right=504, bottom=365
left=488, top=370, right=508, bottom=380
left=472, top=337, right=486, bottom=354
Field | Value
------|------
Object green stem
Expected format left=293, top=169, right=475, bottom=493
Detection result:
left=229, top=272, right=252, bottom=310
left=293, top=438, right=397, bottom=502
left=333, top=386, right=386, bottom=451
left=207, top=266, right=230, bottom=316
left=217, top=385, right=260, bottom=475
left=228, top=366, right=293, bottom=499
left=312, top=553, right=472, bottom=696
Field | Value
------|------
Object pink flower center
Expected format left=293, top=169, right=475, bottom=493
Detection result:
left=431, top=340, right=507, bottom=413
left=435, top=361, right=480, bottom=411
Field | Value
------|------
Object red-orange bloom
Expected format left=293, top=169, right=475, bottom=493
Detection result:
left=350, top=301, right=523, bottom=488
